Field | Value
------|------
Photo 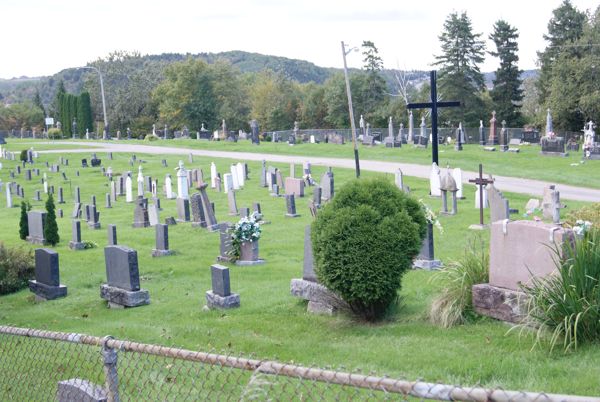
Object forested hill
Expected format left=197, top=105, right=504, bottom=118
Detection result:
left=0, top=50, right=535, bottom=106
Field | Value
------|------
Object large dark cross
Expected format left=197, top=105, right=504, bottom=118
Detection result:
left=407, top=70, right=460, bottom=165
left=468, top=164, right=494, bottom=226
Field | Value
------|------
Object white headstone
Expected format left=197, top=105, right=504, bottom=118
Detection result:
left=6, top=182, right=12, bottom=208
left=165, top=175, right=175, bottom=199
left=395, top=169, right=403, bottom=191
left=429, top=163, right=441, bottom=197
left=451, top=168, right=463, bottom=198
left=176, top=160, right=189, bottom=200
left=137, top=166, right=144, bottom=196
left=310, top=135, right=315, bottom=144
left=43, top=180, right=48, bottom=194
left=475, top=185, right=489, bottom=209
left=223, top=173, right=234, bottom=194
left=210, top=162, right=217, bottom=188
left=125, top=176, right=133, bottom=203
left=236, top=163, right=245, bottom=187
left=151, top=180, right=157, bottom=198
left=230, top=165, right=240, bottom=190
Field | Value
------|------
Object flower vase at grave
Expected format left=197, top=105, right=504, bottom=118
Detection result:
left=239, top=240, right=259, bottom=262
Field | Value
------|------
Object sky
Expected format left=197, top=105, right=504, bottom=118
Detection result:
left=2, top=0, right=598, bottom=79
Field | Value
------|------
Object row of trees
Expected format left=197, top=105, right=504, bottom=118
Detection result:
left=54, top=82, right=94, bottom=137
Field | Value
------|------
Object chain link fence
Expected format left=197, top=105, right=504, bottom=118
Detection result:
left=0, top=326, right=597, bottom=401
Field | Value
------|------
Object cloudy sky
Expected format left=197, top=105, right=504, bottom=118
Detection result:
left=2, top=0, right=598, bottom=79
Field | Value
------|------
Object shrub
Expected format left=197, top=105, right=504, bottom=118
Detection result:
left=144, top=134, right=160, bottom=141
left=47, top=128, right=62, bottom=139
left=429, top=235, right=489, bottom=328
left=520, top=228, right=600, bottom=352
left=566, top=203, right=600, bottom=228
left=44, top=194, right=59, bottom=246
left=19, top=150, right=27, bottom=162
left=19, top=201, right=31, bottom=240
left=312, top=177, right=426, bottom=321
left=0, top=243, right=34, bottom=295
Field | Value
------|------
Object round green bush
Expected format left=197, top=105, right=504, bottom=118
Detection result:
left=19, top=150, right=28, bottom=162
left=0, top=243, right=34, bottom=295
left=144, top=134, right=160, bottom=141
left=312, top=177, right=426, bottom=321
left=47, top=128, right=62, bottom=139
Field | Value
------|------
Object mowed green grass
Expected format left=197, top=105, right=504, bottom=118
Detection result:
left=33, top=137, right=600, bottom=189
left=0, top=146, right=598, bottom=397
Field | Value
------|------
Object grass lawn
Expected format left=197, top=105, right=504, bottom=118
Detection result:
left=0, top=148, right=598, bottom=396
left=24, top=137, right=599, bottom=189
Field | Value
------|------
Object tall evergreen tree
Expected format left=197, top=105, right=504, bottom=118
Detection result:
left=536, top=0, right=586, bottom=105
left=19, top=201, right=30, bottom=240
left=489, top=20, right=524, bottom=127
left=360, top=41, right=387, bottom=125
left=33, top=90, right=45, bottom=117
left=52, top=81, right=66, bottom=126
left=44, top=194, right=59, bottom=246
left=77, top=92, right=93, bottom=135
left=434, top=11, right=486, bottom=126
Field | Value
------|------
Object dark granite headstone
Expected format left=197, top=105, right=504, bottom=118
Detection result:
left=132, top=197, right=150, bottom=228
left=176, top=198, right=190, bottom=222
left=211, top=264, right=231, bottom=297
left=197, top=183, right=218, bottom=231
left=104, top=246, right=140, bottom=291
left=107, top=224, right=117, bottom=246
left=28, top=248, right=67, bottom=300
left=190, top=193, right=207, bottom=228
left=285, top=194, right=299, bottom=218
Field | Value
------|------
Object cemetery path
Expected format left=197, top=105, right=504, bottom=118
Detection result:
left=44, top=141, right=600, bottom=202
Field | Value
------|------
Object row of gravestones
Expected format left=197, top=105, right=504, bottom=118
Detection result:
left=30, top=244, right=241, bottom=310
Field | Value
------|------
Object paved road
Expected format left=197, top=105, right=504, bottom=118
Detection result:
left=39, top=141, right=600, bottom=202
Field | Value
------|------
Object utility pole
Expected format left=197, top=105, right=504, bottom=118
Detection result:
left=341, top=41, right=360, bottom=178
left=78, top=66, right=109, bottom=139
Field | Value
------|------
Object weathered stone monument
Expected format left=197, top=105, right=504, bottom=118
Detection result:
left=151, top=224, right=172, bottom=257
left=132, top=197, right=150, bottom=228
left=26, top=211, right=46, bottom=244
left=69, top=220, right=85, bottom=250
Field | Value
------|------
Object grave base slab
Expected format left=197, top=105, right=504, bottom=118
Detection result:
left=472, top=283, right=528, bottom=324
left=68, top=241, right=86, bottom=250
left=29, top=280, right=67, bottom=300
left=100, top=284, right=149, bottom=308
left=205, top=290, right=240, bottom=309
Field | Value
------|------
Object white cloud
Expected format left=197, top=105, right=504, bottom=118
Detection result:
left=1, top=0, right=598, bottom=78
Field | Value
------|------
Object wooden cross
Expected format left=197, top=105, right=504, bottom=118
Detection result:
left=407, top=70, right=460, bottom=165
left=468, top=164, right=494, bottom=226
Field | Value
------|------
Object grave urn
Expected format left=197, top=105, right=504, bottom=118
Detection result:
left=240, top=240, right=259, bottom=262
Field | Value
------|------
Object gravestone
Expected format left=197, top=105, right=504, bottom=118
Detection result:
left=472, top=221, right=573, bottom=323
left=105, top=193, right=112, bottom=209
left=57, top=378, right=107, bottom=402
left=217, top=223, right=234, bottom=262
left=57, top=209, right=63, bottom=218
left=260, top=160, right=267, bottom=187
left=197, top=183, right=219, bottom=231
left=540, top=135, right=567, bottom=157
left=100, top=246, right=150, bottom=308
left=313, top=186, right=322, bottom=208
left=487, top=183, right=510, bottom=223
left=429, top=163, right=441, bottom=197
left=413, top=223, right=442, bottom=269
left=228, top=190, right=239, bottom=216
left=210, top=162, right=217, bottom=188
left=230, top=165, right=240, bottom=190
left=303, top=225, right=317, bottom=282
left=71, top=203, right=81, bottom=219
left=88, top=204, right=101, bottom=229
left=176, top=160, right=189, bottom=200
left=223, top=173, right=233, bottom=193
left=75, top=186, right=81, bottom=204
left=395, top=169, right=404, bottom=191
left=26, top=211, right=46, bottom=244
left=285, top=194, right=300, bottom=217
left=125, top=176, right=133, bottom=202
left=58, top=187, right=65, bottom=204
left=190, top=193, right=207, bottom=228
left=132, top=197, right=150, bottom=228
left=5, top=184, right=12, bottom=208
left=205, top=264, right=240, bottom=309
left=320, top=169, right=334, bottom=202
left=165, top=174, right=175, bottom=199
left=107, top=224, right=117, bottom=246
left=28, top=248, right=67, bottom=301
left=542, top=185, right=564, bottom=224
left=148, top=202, right=160, bottom=226
left=451, top=168, right=464, bottom=199
left=215, top=175, right=222, bottom=192
left=151, top=224, right=172, bottom=257
left=285, top=178, right=305, bottom=197
left=69, top=220, right=85, bottom=250
left=240, top=207, right=250, bottom=218
left=176, top=198, right=190, bottom=222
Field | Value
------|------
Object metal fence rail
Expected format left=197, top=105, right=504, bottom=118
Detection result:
left=0, top=326, right=597, bottom=401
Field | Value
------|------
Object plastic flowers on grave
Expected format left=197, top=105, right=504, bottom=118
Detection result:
left=419, top=199, right=443, bottom=234
left=573, top=220, right=592, bottom=237
left=231, top=215, right=262, bottom=243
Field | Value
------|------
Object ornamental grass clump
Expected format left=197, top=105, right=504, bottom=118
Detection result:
left=312, top=177, right=426, bottom=321
left=520, top=224, right=600, bottom=352
left=429, top=235, right=489, bottom=328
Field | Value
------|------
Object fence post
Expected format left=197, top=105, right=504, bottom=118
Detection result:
left=102, top=336, right=120, bottom=402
